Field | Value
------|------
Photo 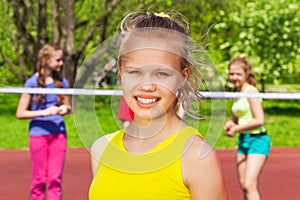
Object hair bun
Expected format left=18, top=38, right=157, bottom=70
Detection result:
left=238, top=53, right=248, bottom=59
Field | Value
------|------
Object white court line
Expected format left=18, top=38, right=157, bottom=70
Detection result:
left=0, top=87, right=300, bottom=99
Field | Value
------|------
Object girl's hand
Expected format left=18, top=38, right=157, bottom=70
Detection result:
left=224, top=120, right=236, bottom=132
left=225, top=125, right=238, bottom=137
left=58, top=105, right=70, bottom=115
left=225, top=128, right=235, bottom=137
left=43, top=106, right=60, bottom=116
left=224, top=120, right=238, bottom=137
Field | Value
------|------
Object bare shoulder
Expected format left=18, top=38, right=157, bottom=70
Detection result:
left=90, top=133, right=115, bottom=159
left=247, top=85, right=259, bottom=93
left=182, top=135, right=218, bottom=164
left=182, top=135, right=227, bottom=199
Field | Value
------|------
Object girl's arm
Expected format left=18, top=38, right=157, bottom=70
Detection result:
left=183, top=136, right=227, bottom=200
left=90, top=134, right=112, bottom=176
left=90, top=137, right=102, bottom=177
left=91, top=152, right=99, bottom=177
left=58, top=78, right=72, bottom=115
left=58, top=95, right=72, bottom=115
left=16, top=93, right=60, bottom=119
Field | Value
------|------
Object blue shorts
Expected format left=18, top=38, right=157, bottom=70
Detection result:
left=238, top=133, right=270, bottom=157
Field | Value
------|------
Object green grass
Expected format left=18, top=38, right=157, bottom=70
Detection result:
left=1, top=93, right=300, bottom=149
left=263, top=99, right=300, bottom=146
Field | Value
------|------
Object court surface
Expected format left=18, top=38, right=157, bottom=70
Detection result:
left=1, top=147, right=299, bottom=200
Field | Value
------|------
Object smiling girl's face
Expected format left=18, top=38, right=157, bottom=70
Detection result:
left=120, top=48, right=189, bottom=121
left=46, top=50, right=64, bottom=73
left=228, top=63, right=248, bottom=91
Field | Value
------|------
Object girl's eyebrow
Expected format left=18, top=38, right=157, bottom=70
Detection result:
left=154, top=66, right=174, bottom=71
left=123, top=65, right=139, bottom=69
left=123, top=64, right=176, bottom=72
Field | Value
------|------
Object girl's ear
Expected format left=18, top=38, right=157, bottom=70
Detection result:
left=178, top=67, right=189, bottom=88
left=182, top=67, right=189, bottom=80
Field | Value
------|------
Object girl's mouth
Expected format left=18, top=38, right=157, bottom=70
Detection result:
left=134, top=96, right=161, bottom=108
left=136, top=97, right=160, bottom=104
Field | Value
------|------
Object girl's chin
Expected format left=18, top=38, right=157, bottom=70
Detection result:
left=54, top=67, right=61, bottom=72
left=233, top=84, right=240, bottom=88
left=134, top=109, right=166, bottom=121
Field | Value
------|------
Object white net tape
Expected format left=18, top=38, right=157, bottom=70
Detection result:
left=1, top=87, right=300, bottom=99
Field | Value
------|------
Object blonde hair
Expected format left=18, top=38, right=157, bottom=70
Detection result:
left=34, top=44, right=65, bottom=105
left=117, top=11, right=203, bottom=118
left=228, top=54, right=256, bottom=86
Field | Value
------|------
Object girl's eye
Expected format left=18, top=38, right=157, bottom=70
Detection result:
left=128, top=70, right=140, bottom=75
left=156, top=71, right=169, bottom=77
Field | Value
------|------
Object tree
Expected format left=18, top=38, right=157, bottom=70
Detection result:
left=0, top=0, right=125, bottom=86
left=214, top=0, right=300, bottom=91
left=0, top=0, right=233, bottom=87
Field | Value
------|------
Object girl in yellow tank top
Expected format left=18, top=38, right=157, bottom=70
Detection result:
left=89, top=11, right=227, bottom=200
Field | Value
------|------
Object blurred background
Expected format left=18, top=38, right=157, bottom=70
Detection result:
left=0, top=0, right=299, bottom=149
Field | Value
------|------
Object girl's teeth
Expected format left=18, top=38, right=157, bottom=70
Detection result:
left=137, top=97, right=157, bottom=104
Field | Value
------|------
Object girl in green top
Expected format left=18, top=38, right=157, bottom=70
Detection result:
left=224, top=55, right=270, bottom=200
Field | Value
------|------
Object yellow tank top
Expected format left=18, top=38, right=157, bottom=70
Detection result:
left=89, top=126, right=202, bottom=200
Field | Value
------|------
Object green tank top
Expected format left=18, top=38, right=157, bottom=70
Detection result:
left=232, top=85, right=266, bottom=134
left=89, top=126, right=202, bottom=200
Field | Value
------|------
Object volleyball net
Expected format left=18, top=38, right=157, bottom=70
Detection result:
left=1, top=87, right=300, bottom=99
left=1, top=86, right=299, bottom=156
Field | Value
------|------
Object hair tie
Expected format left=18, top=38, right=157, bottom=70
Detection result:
left=238, top=53, right=248, bottom=59
left=154, top=12, right=171, bottom=18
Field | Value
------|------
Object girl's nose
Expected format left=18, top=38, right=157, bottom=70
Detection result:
left=231, top=74, right=237, bottom=80
left=140, top=82, right=156, bottom=91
